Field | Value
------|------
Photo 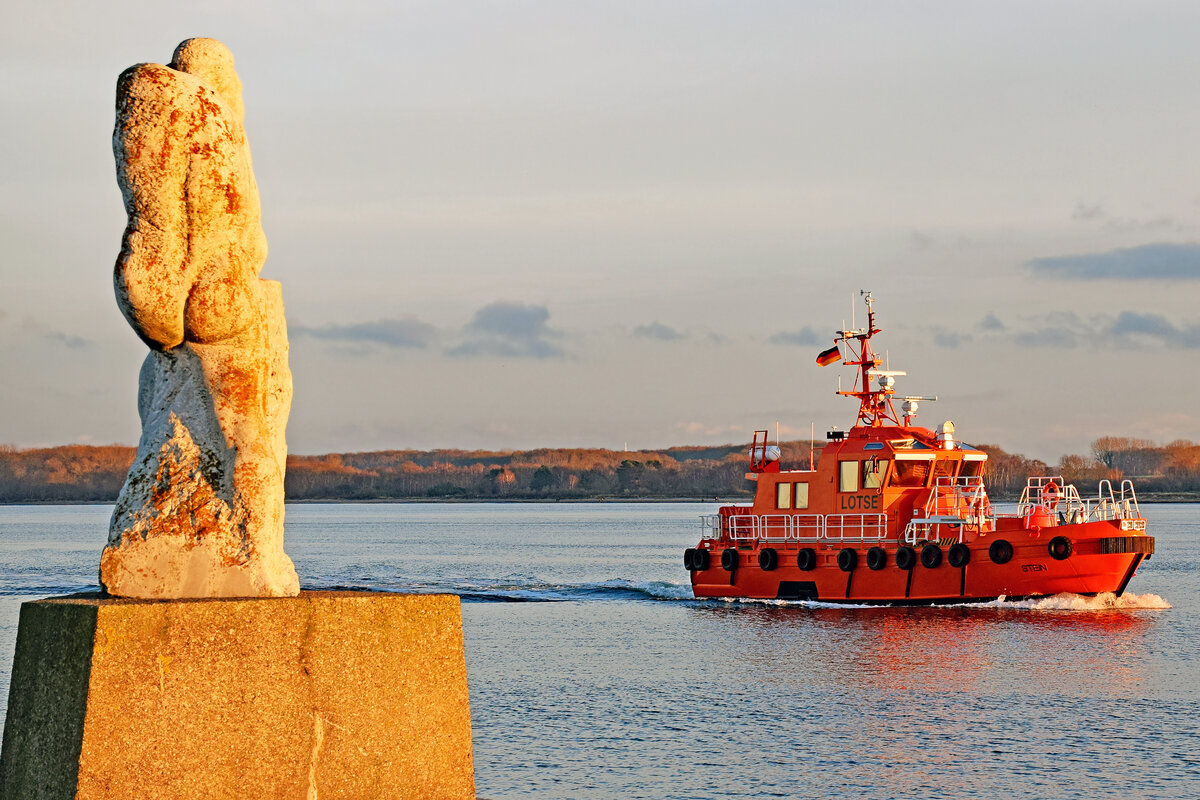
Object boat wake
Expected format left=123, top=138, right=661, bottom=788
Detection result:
left=456, top=579, right=695, bottom=603
left=308, top=577, right=1170, bottom=610
left=979, top=591, right=1172, bottom=611
left=710, top=590, right=1173, bottom=611
left=308, top=577, right=695, bottom=603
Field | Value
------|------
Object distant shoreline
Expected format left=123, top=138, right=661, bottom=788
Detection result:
left=0, top=496, right=739, bottom=507
left=5, top=441, right=1200, bottom=505
left=4, top=494, right=1199, bottom=507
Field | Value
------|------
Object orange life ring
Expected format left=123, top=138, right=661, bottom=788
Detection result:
left=1042, top=481, right=1060, bottom=510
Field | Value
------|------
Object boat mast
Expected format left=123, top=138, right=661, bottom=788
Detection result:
left=834, top=291, right=902, bottom=427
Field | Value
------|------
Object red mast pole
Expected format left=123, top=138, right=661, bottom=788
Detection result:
left=834, top=292, right=899, bottom=427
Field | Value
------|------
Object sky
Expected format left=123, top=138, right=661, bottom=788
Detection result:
left=3, top=1, right=1200, bottom=462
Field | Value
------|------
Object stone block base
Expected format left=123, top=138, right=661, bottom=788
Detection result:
left=0, top=591, right=474, bottom=799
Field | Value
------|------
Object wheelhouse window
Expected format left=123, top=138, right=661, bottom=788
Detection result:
left=960, top=460, right=983, bottom=478
left=933, top=458, right=957, bottom=482
left=839, top=461, right=859, bottom=492
left=889, top=460, right=930, bottom=488
left=794, top=482, right=809, bottom=509
left=776, top=482, right=792, bottom=509
left=862, top=459, right=890, bottom=490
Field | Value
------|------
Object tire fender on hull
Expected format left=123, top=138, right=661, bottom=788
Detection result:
left=1048, top=536, right=1073, bottom=560
left=797, top=548, right=817, bottom=571
left=866, top=546, right=888, bottom=571
left=837, top=548, right=857, bottom=572
left=721, top=548, right=739, bottom=572
left=989, top=539, right=1014, bottom=564
left=758, top=547, right=779, bottom=571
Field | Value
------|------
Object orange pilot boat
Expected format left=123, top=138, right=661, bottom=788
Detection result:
left=685, top=292, right=1155, bottom=604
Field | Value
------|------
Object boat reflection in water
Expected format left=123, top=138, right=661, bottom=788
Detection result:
left=687, top=590, right=1167, bottom=699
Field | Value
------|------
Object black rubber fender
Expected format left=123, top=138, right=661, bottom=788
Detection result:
left=895, top=546, right=917, bottom=571
left=866, top=546, right=888, bottom=571
left=797, top=547, right=817, bottom=572
left=1048, top=535, right=1073, bottom=560
left=948, top=543, right=971, bottom=568
left=693, top=548, right=710, bottom=571
left=683, top=548, right=695, bottom=570
left=920, top=543, right=943, bottom=569
left=989, top=539, right=1014, bottom=564
left=721, top=548, right=739, bottom=572
left=758, top=547, right=779, bottom=571
left=837, top=548, right=858, bottom=572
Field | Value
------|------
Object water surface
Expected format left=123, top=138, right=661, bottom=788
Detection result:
left=0, top=502, right=1193, bottom=799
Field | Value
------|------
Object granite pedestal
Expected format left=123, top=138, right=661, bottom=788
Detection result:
left=0, top=591, right=474, bottom=799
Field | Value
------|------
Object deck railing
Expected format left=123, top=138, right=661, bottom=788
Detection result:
left=902, top=476, right=994, bottom=544
left=1012, top=476, right=1142, bottom=524
left=700, top=512, right=887, bottom=543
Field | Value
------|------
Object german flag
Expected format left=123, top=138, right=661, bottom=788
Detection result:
left=815, top=345, right=841, bottom=366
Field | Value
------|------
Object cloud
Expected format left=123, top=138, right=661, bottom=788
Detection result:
left=769, top=327, right=822, bottom=347
left=1070, top=201, right=1184, bottom=232
left=1105, top=311, right=1177, bottom=340
left=977, top=312, right=1005, bottom=332
left=1027, top=242, right=1200, bottom=280
left=1000, top=309, right=1200, bottom=350
left=447, top=301, right=564, bottom=358
left=931, top=329, right=972, bottom=349
left=44, top=331, right=90, bottom=349
left=1011, top=311, right=1090, bottom=349
left=292, top=317, right=436, bottom=349
left=633, top=322, right=685, bottom=341
left=1101, top=311, right=1200, bottom=348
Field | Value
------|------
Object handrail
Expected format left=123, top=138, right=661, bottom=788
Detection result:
left=698, top=512, right=885, bottom=543
left=1009, top=475, right=1144, bottom=524
left=926, top=475, right=992, bottom=524
left=824, top=513, right=888, bottom=542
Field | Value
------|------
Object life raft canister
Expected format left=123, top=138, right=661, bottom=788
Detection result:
left=948, top=543, right=971, bottom=568
left=866, top=546, right=888, bottom=571
left=920, top=543, right=943, bottom=568
left=797, top=548, right=817, bottom=571
left=758, top=547, right=779, bottom=571
left=989, top=539, right=1014, bottom=564
left=895, top=546, right=917, bottom=571
left=1048, top=535, right=1073, bottom=560
left=1023, top=505, right=1054, bottom=530
left=837, top=548, right=857, bottom=572
left=721, top=548, right=739, bottom=572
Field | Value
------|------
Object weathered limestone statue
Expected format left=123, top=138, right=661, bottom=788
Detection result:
left=101, top=38, right=300, bottom=598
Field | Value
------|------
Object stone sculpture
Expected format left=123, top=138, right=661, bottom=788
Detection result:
left=101, top=38, right=300, bottom=598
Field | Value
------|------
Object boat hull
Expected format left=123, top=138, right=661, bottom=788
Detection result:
left=689, top=520, right=1153, bottom=605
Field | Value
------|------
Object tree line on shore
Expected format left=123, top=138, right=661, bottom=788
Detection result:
left=2, top=435, right=1199, bottom=503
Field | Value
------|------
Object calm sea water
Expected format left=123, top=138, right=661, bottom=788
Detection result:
left=0, top=502, right=1195, bottom=799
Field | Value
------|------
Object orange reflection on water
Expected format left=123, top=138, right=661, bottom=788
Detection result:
left=699, top=593, right=1162, bottom=698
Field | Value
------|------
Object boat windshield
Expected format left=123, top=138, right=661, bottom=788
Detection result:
left=933, top=459, right=957, bottom=481
left=889, top=460, right=929, bottom=488
left=960, top=460, right=983, bottom=478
